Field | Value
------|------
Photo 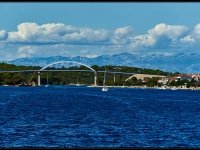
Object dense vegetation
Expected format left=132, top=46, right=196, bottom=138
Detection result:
left=1, top=62, right=194, bottom=87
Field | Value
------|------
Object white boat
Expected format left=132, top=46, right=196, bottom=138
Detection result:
left=171, top=87, right=177, bottom=90
left=45, top=73, right=49, bottom=87
left=102, top=86, right=108, bottom=91
left=102, top=67, right=109, bottom=92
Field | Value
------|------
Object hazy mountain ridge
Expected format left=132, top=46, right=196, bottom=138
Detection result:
left=5, top=53, right=200, bottom=73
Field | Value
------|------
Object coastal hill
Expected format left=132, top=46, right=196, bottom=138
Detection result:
left=0, top=62, right=199, bottom=89
left=0, top=62, right=169, bottom=86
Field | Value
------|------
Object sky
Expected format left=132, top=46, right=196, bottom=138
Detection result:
left=1, top=2, right=200, bottom=60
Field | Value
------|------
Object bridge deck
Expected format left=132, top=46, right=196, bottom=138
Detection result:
left=0, top=70, right=135, bottom=75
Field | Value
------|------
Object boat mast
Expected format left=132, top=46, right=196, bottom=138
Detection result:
left=47, top=73, right=48, bottom=84
left=103, top=67, right=106, bottom=87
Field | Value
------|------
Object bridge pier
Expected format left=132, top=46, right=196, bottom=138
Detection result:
left=38, top=71, right=41, bottom=86
left=24, top=71, right=27, bottom=83
left=94, top=71, right=97, bottom=86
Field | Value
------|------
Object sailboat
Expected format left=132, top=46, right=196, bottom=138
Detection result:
left=45, top=73, right=49, bottom=87
left=76, top=76, right=80, bottom=86
left=102, top=67, right=109, bottom=92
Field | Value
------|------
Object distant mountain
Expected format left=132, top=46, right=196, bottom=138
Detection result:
left=5, top=52, right=200, bottom=73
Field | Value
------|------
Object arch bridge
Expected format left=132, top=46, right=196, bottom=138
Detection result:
left=37, top=61, right=97, bottom=86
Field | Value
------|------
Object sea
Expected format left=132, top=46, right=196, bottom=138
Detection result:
left=0, top=85, right=200, bottom=148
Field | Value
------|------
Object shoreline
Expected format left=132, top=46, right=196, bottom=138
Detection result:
left=1, top=84, right=200, bottom=90
left=87, top=85, right=200, bottom=90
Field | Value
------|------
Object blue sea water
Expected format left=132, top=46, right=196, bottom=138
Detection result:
left=0, top=85, right=200, bottom=148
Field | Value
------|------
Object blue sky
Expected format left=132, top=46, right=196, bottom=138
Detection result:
left=1, top=2, right=200, bottom=60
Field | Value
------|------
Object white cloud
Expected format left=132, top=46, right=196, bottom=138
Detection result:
left=63, top=28, right=109, bottom=43
left=180, top=23, right=200, bottom=45
left=193, top=24, right=200, bottom=37
left=8, top=22, right=110, bottom=44
left=148, top=23, right=188, bottom=40
left=130, top=23, right=188, bottom=50
left=80, top=49, right=98, bottom=58
left=130, top=34, right=156, bottom=49
left=180, top=35, right=195, bottom=44
left=9, top=23, right=188, bottom=52
left=0, top=30, right=8, bottom=40
left=2, top=22, right=200, bottom=60
left=114, top=26, right=133, bottom=35
left=112, top=26, right=134, bottom=44
left=17, top=46, right=36, bottom=58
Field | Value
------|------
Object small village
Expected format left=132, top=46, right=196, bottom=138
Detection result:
left=123, top=73, right=200, bottom=90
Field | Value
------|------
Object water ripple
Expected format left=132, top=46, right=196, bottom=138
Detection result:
left=0, top=86, right=200, bottom=148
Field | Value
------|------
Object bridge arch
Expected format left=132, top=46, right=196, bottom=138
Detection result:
left=39, top=61, right=96, bottom=72
left=37, top=61, right=97, bottom=86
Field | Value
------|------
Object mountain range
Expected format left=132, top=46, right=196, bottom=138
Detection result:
left=4, top=52, right=200, bottom=73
